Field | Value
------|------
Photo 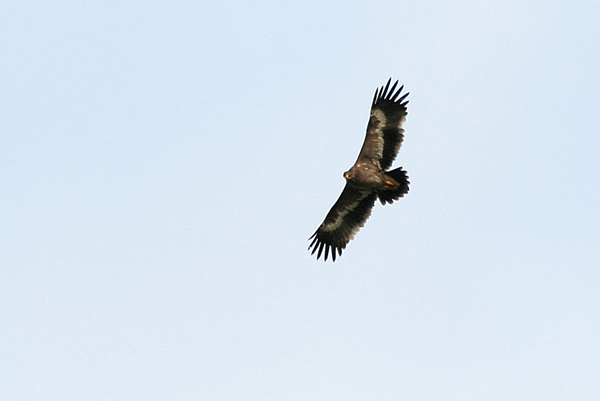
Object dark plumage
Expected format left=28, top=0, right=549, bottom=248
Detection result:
left=308, top=79, right=410, bottom=261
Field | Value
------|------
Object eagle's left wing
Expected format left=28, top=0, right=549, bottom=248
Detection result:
left=308, top=184, right=377, bottom=261
left=356, top=79, right=409, bottom=170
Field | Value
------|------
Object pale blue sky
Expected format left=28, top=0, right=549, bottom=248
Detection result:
left=2, top=1, right=599, bottom=400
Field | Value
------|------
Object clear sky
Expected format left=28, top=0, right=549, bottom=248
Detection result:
left=2, top=1, right=599, bottom=400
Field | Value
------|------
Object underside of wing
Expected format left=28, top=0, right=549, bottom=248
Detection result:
left=357, top=79, right=409, bottom=171
left=308, top=184, right=377, bottom=261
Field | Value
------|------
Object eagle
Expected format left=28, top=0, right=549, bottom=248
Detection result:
left=308, top=79, right=410, bottom=262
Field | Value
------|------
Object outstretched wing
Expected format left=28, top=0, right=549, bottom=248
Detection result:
left=356, top=79, right=409, bottom=171
left=308, top=185, right=377, bottom=262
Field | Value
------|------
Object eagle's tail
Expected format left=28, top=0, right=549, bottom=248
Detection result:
left=378, top=167, right=409, bottom=205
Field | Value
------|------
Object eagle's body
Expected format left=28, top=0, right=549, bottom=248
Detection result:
left=308, top=79, right=410, bottom=261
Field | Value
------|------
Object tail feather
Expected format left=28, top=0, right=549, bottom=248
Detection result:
left=378, top=167, right=409, bottom=205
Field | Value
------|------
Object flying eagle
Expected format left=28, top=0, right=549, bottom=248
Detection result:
left=308, top=79, right=410, bottom=261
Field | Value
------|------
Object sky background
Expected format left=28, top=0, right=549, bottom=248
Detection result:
left=2, top=1, right=599, bottom=400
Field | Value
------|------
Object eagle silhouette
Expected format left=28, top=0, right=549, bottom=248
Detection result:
left=308, top=79, right=410, bottom=261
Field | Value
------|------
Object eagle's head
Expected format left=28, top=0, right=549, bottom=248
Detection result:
left=343, top=171, right=354, bottom=181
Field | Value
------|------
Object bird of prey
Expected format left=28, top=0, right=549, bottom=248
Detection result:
left=308, top=79, right=410, bottom=261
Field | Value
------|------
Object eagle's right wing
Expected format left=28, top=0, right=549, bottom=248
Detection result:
left=357, top=79, right=409, bottom=171
left=308, top=185, right=377, bottom=261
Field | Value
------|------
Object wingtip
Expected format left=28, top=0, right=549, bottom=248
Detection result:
left=307, top=232, right=343, bottom=262
left=373, top=79, right=406, bottom=105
